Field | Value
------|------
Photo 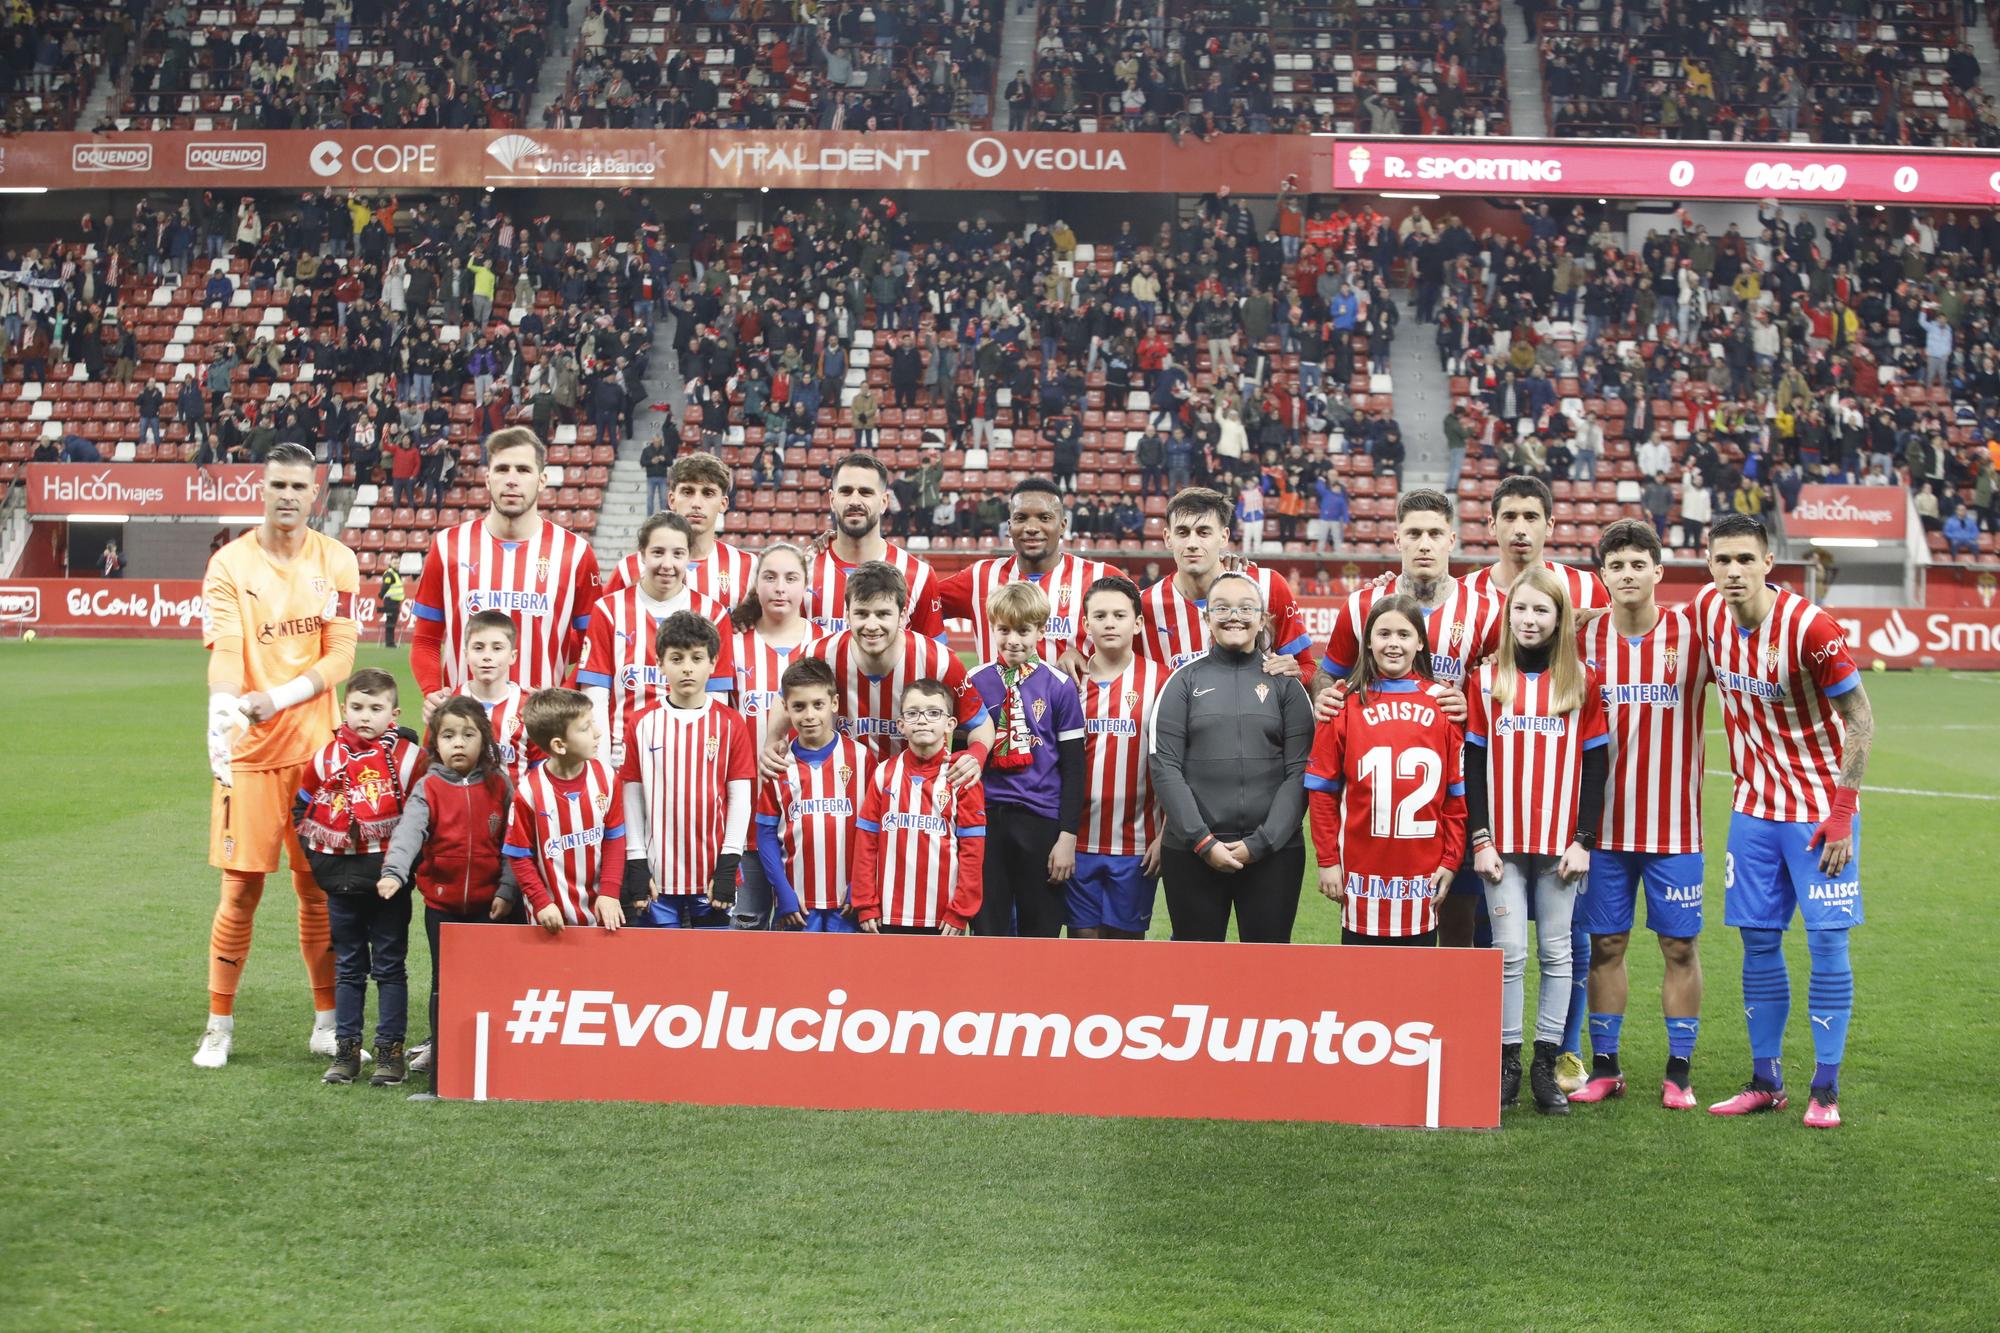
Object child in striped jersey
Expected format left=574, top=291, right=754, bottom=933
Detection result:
left=448, top=610, right=540, bottom=783
left=1466, top=567, right=1609, bottom=1117
left=852, top=680, right=986, bottom=935
left=497, top=688, right=628, bottom=933
left=756, top=658, right=872, bottom=931
left=619, top=612, right=755, bottom=928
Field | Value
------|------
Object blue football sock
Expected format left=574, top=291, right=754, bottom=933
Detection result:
left=1563, top=924, right=1591, bottom=1056
left=1665, top=1016, right=1700, bottom=1060
left=1740, top=927, right=1790, bottom=1084
left=1806, top=929, right=1853, bottom=1094
left=1587, top=1012, right=1622, bottom=1054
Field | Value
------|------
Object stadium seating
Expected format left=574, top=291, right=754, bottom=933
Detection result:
left=2, top=1, right=111, bottom=131
left=1539, top=0, right=1996, bottom=148
left=548, top=0, right=1004, bottom=132
left=1023, top=0, right=1509, bottom=136
left=116, top=0, right=553, bottom=131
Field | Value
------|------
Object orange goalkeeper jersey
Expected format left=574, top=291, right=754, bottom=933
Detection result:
left=202, top=529, right=360, bottom=771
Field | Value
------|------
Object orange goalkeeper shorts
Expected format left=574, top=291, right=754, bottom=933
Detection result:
left=208, top=762, right=313, bottom=875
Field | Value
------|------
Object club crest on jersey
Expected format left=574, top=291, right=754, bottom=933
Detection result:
left=1255, top=683, right=1270, bottom=703
left=837, top=765, right=853, bottom=786
left=488, top=814, right=502, bottom=836
left=1664, top=648, right=1681, bottom=676
left=1449, top=622, right=1466, bottom=647
left=705, top=736, right=719, bottom=760
left=594, top=792, right=612, bottom=818
left=1056, top=586, right=1071, bottom=609
left=1031, top=698, right=1047, bottom=722
left=1763, top=644, right=1781, bottom=671
left=311, top=577, right=329, bottom=595
left=535, top=557, right=552, bottom=584
left=1124, top=689, right=1140, bottom=708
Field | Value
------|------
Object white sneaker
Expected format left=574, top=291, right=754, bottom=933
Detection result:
left=193, top=1020, right=233, bottom=1069
left=309, top=1020, right=338, bottom=1058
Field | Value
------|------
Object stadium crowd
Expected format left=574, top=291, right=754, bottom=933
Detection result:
left=1021, top=0, right=1509, bottom=136
left=1538, top=0, right=1998, bottom=148
left=7, top=186, right=2000, bottom=556
left=0, top=188, right=660, bottom=496
left=117, top=0, right=559, bottom=131
left=551, top=0, right=1005, bottom=132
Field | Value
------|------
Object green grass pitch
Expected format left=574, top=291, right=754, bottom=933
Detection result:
left=5, top=639, right=1999, bottom=1328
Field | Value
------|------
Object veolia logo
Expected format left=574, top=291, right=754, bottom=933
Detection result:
left=965, top=137, right=1008, bottom=178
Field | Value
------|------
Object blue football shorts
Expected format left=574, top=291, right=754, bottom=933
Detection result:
left=1066, top=852, right=1156, bottom=934
left=1580, top=850, right=1706, bottom=938
left=1723, top=812, right=1863, bottom=931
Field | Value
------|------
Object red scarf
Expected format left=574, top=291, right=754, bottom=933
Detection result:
left=299, top=726, right=409, bottom=852
left=991, top=660, right=1039, bottom=772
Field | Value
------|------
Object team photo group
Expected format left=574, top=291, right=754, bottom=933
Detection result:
left=195, top=425, right=1872, bottom=1126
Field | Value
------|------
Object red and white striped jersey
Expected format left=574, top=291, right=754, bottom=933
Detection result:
left=807, top=542, right=946, bottom=641
left=1465, top=661, right=1610, bottom=856
left=1692, top=584, right=1859, bottom=823
left=411, top=516, right=600, bottom=691
left=853, top=749, right=986, bottom=930
left=937, top=551, right=1123, bottom=661
left=607, top=541, right=759, bottom=609
left=729, top=624, right=826, bottom=761
left=503, top=759, right=623, bottom=925
left=452, top=681, right=543, bottom=783
left=755, top=735, right=871, bottom=912
left=804, top=630, right=988, bottom=757
left=574, top=585, right=733, bottom=762
left=618, top=698, right=755, bottom=896
left=1077, top=656, right=1169, bottom=857
left=1137, top=564, right=1316, bottom=672
left=1581, top=606, right=1711, bottom=854
left=1304, top=680, right=1468, bottom=937
left=1317, top=576, right=1503, bottom=687
left=1461, top=559, right=1608, bottom=615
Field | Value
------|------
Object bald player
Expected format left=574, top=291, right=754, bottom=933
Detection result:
left=194, top=443, right=360, bottom=1069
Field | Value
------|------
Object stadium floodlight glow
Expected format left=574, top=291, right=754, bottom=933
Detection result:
left=1810, top=537, right=1881, bottom=549
left=0, top=186, right=49, bottom=195
left=484, top=186, right=495, bottom=193
left=760, top=186, right=770, bottom=193
left=1379, top=191, right=1441, bottom=200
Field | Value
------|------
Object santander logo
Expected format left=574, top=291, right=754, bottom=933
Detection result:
left=1865, top=611, right=1920, bottom=658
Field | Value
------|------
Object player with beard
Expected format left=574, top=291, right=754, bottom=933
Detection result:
left=409, top=427, right=600, bottom=720
left=936, top=477, right=1122, bottom=666
left=807, top=453, right=945, bottom=641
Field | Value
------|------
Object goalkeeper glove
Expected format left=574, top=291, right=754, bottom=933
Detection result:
left=206, top=693, right=247, bottom=787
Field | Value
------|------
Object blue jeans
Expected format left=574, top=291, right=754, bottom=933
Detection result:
left=647, top=475, right=668, bottom=513
left=139, top=415, right=162, bottom=444
left=326, top=886, right=412, bottom=1044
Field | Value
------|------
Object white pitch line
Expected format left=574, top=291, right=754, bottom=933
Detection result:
left=1703, top=769, right=1998, bottom=802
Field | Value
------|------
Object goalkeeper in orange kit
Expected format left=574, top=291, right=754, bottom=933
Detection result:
left=193, top=444, right=361, bottom=1069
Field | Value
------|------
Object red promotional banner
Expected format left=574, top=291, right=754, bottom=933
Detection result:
left=0, top=129, right=1306, bottom=195
left=436, top=927, right=1502, bottom=1129
left=1784, top=485, right=1909, bottom=541
left=0, top=578, right=377, bottom=637
left=1824, top=606, right=2000, bottom=668
left=23, top=464, right=321, bottom=519
left=9, top=129, right=2000, bottom=203
left=1328, top=137, right=2000, bottom=205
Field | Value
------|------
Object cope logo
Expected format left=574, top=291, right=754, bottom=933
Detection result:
left=312, top=140, right=437, bottom=177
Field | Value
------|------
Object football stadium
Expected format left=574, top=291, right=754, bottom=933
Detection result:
left=5, top=0, right=2000, bottom=1324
